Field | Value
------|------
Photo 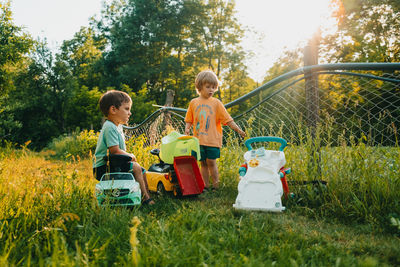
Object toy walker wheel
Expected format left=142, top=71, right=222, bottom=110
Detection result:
left=157, top=182, right=166, bottom=195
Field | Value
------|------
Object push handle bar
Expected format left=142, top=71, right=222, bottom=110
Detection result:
left=244, top=136, right=287, bottom=151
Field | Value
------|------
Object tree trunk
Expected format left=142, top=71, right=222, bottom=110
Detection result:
left=304, top=30, right=321, bottom=177
left=162, top=89, right=175, bottom=132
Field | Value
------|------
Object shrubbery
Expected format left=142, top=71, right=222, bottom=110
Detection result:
left=47, top=130, right=98, bottom=160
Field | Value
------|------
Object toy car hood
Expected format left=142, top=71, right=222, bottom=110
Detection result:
left=97, top=179, right=138, bottom=190
left=97, top=173, right=140, bottom=191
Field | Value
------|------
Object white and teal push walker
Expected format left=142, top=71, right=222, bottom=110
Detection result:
left=233, top=136, right=291, bottom=212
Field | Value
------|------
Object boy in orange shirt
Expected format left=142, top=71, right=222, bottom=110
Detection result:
left=185, top=70, right=246, bottom=190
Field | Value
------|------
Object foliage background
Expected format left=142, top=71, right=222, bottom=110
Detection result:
left=1, top=0, right=399, bottom=149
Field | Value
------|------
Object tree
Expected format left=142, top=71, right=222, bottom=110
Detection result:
left=0, top=1, right=33, bottom=142
left=95, top=0, right=249, bottom=110
left=59, top=27, right=106, bottom=89
left=99, top=0, right=187, bottom=96
left=292, top=0, right=400, bottom=145
left=64, top=85, right=103, bottom=131
left=0, top=1, right=33, bottom=94
left=194, top=0, right=245, bottom=99
left=58, top=28, right=109, bottom=132
left=321, top=0, right=400, bottom=62
left=7, top=42, right=70, bottom=148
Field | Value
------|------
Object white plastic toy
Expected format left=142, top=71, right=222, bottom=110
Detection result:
left=233, top=137, right=291, bottom=212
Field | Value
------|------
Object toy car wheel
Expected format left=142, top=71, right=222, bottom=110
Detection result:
left=157, top=182, right=166, bottom=195
left=173, top=185, right=182, bottom=197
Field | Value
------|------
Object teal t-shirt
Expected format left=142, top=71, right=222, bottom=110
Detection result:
left=93, top=120, right=126, bottom=168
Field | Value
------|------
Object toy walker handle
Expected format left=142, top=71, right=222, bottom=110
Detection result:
left=244, top=136, right=287, bottom=151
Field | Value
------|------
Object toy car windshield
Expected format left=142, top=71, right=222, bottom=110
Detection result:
left=100, top=173, right=134, bottom=181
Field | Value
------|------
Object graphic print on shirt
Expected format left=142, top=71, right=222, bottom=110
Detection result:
left=194, top=104, right=213, bottom=137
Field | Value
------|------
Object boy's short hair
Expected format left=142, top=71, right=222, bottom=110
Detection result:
left=99, top=90, right=132, bottom=116
left=195, top=70, right=219, bottom=91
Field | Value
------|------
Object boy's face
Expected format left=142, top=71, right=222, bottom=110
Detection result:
left=199, top=82, right=217, bottom=99
left=109, top=101, right=132, bottom=125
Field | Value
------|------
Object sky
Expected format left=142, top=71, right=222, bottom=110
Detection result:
left=10, top=0, right=335, bottom=82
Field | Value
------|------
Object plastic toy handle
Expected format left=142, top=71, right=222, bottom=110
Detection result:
left=244, top=136, right=287, bottom=151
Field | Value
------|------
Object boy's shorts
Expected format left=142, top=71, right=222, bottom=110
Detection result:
left=200, top=145, right=220, bottom=161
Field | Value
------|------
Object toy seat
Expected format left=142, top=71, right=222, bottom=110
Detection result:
left=159, top=131, right=200, bottom=164
left=103, top=154, right=133, bottom=173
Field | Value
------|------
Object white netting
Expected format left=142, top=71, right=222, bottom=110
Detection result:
left=124, top=67, right=400, bottom=147
left=124, top=110, right=187, bottom=146
left=232, top=70, right=400, bottom=146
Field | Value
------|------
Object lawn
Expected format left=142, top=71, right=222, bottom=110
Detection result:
left=0, top=142, right=399, bottom=266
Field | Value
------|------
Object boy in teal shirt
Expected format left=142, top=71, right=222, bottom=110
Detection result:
left=93, top=90, right=155, bottom=205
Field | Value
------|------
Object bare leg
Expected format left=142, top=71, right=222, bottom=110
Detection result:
left=143, top=172, right=149, bottom=191
left=207, top=158, right=219, bottom=189
left=201, top=160, right=210, bottom=188
left=131, top=162, right=154, bottom=204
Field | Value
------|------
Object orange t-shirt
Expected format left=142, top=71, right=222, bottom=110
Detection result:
left=185, top=97, right=233, bottom=148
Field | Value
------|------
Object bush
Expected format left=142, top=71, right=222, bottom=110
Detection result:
left=47, top=130, right=99, bottom=160
left=126, top=134, right=154, bottom=169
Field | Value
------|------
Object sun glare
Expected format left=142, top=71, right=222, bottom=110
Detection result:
left=293, top=0, right=337, bottom=40
left=268, top=0, right=336, bottom=44
left=237, top=0, right=337, bottom=44
left=236, top=0, right=339, bottom=81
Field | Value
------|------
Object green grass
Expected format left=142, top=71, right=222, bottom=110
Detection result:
left=0, top=139, right=399, bottom=266
left=136, top=191, right=400, bottom=266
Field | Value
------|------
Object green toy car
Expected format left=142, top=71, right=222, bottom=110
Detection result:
left=95, top=172, right=141, bottom=207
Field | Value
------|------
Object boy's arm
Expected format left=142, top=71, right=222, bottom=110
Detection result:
left=184, top=122, right=192, bottom=135
left=227, top=121, right=246, bottom=138
left=108, top=145, right=136, bottom=161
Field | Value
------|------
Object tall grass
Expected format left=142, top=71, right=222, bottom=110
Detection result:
left=0, top=149, right=143, bottom=265
left=282, top=132, right=400, bottom=233
left=1, top=130, right=399, bottom=265
left=42, top=128, right=400, bottom=233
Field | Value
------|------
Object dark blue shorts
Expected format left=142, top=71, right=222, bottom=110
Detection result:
left=200, top=145, right=220, bottom=161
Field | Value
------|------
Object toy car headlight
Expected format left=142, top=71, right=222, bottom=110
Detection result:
left=95, top=186, right=103, bottom=195
left=130, top=183, right=140, bottom=193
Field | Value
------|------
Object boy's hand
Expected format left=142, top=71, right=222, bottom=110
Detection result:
left=185, top=122, right=192, bottom=135
left=227, top=121, right=246, bottom=139
left=238, top=129, right=246, bottom=139
left=130, top=154, right=137, bottom=162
